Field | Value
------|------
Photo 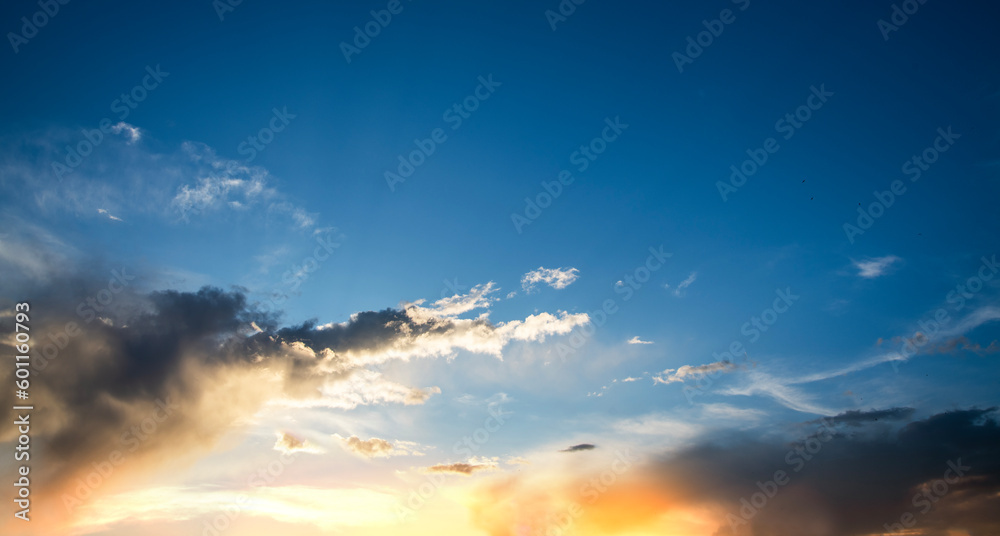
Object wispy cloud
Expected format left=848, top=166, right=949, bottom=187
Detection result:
left=853, top=255, right=901, bottom=278
left=521, top=266, right=580, bottom=292
left=667, top=271, right=697, bottom=296
left=335, top=435, right=424, bottom=458
left=96, top=208, right=124, bottom=222
left=653, top=360, right=738, bottom=384
left=423, top=457, right=498, bottom=475
left=627, top=336, right=653, bottom=345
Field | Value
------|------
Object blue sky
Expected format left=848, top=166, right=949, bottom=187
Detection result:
left=2, top=1, right=1000, bottom=535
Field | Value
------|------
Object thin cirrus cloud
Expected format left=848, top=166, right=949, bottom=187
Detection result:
left=853, top=255, right=901, bottom=278
left=521, top=266, right=580, bottom=292
left=627, top=336, right=653, bottom=345
left=423, top=457, right=498, bottom=475
left=667, top=271, right=697, bottom=297
left=653, top=360, right=740, bottom=384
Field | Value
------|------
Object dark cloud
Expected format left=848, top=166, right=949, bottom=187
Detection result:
left=560, top=443, right=596, bottom=452
left=643, top=407, right=1000, bottom=536
left=818, top=407, right=916, bottom=427
left=932, top=336, right=1000, bottom=356
left=425, top=462, right=496, bottom=475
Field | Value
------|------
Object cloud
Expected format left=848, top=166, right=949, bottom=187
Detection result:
left=931, top=336, right=1000, bottom=356
left=110, top=121, right=142, bottom=144
left=69, top=485, right=401, bottom=533
left=424, top=457, right=498, bottom=475
left=468, top=408, right=1000, bottom=536
left=337, top=435, right=394, bottom=458
left=653, top=360, right=739, bottom=385
left=853, top=255, right=901, bottom=278
left=720, top=369, right=836, bottom=415
left=559, top=443, right=596, bottom=452
left=818, top=407, right=916, bottom=427
left=97, top=208, right=124, bottom=222
left=274, top=431, right=324, bottom=454
left=0, top=129, right=323, bottom=235
left=0, top=253, right=586, bottom=525
left=627, top=336, right=653, bottom=345
left=669, top=271, right=697, bottom=296
left=521, top=266, right=580, bottom=292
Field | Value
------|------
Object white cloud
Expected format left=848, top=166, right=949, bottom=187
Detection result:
left=653, top=360, right=738, bottom=384
left=97, top=208, right=124, bottom=222
left=521, top=266, right=580, bottom=292
left=670, top=271, right=697, bottom=297
left=110, top=121, right=141, bottom=144
left=627, top=336, right=653, bottom=345
left=853, top=255, right=901, bottom=278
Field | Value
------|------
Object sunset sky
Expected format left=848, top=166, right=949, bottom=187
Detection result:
left=2, top=1, right=1000, bottom=535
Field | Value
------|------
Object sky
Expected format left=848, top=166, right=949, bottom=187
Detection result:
left=1, top=0, right=999, bottom=535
